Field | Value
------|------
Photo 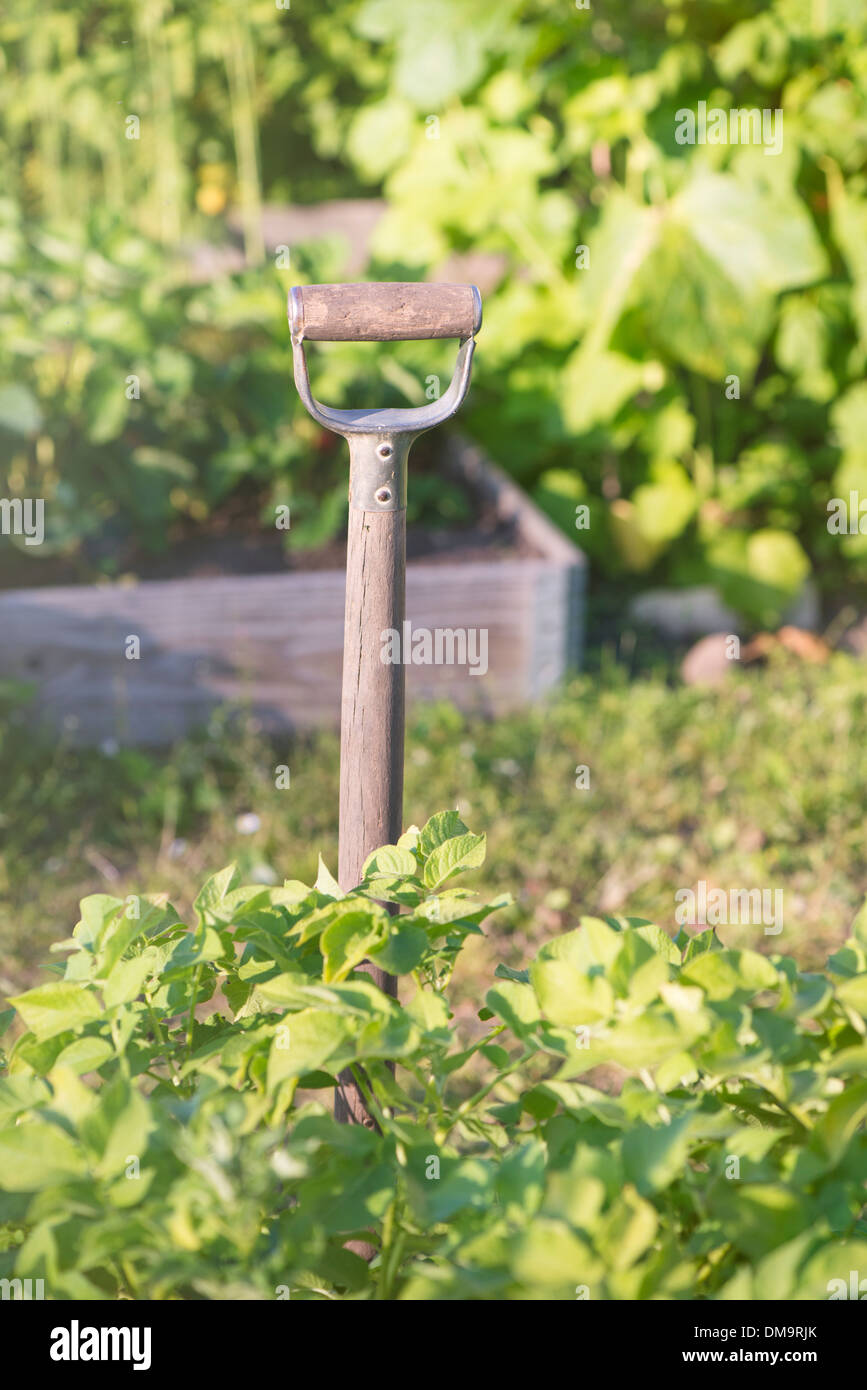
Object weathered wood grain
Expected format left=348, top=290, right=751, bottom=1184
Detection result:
left=0, top=440, right=585, bottom=746
left=333, top=507, right=404, bottom=1129
left=291, top=282, right=480, bottom=342
left=338, top=508, right=406, bottom=892
left=0, top=561, right=535, bottom=744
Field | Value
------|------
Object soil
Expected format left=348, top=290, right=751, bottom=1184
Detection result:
left=0, top=438, right=538, bottom=591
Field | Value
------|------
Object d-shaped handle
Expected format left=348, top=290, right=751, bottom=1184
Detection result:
left=289, top=281, right=482, bottom=509
left=289, top=282, right=482, bottom=342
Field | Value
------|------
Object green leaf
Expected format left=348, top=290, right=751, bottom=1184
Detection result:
left=600, top=1186, right=658, bottom=1271
left=559, top=1012, right=704, bottom=1077
left=84, top=365, right=130, bottom=443
left=8, top=982, right=102, bottom=1041
left=368, top=922, right=428, bottom=974
left=538, top=919, right=624, bottom=974
left=356, top=0, right=508, bottom=108
left=496, top=1139, right=546, bottom=1219
left=346, top=97, right=414, bottom=181
left=405, top=990, right=451, bottom=1035
left=423, top=832, right=486, bottom=889
left=7, top=1031, right=71, bottom=1076
left=707, top=525, right=811, bottom=626
left=415, top=888, right=508, bottom=929
left=530, top=958, right=614, bottom=1025
left=513, top=1218, right=601, bottom=1289
left=494, top=963, right=530, bottom=985
left=709, top=1184, right=809, bottom=1262
left=622, top=1115, right=693, bottom=1195
left=418, top=810, right=469, bottom=858
left=409, top=1156, right=493, bottom=1223
left=73, top=895, right=124, bottom=951
left=103, top=947, right=162, bottom=1009
left=130, top=446, right=196, bottom=480
left=561, top=349, right=654, bottom=436
left=671, top=171, right=828, bottom=300
left=0, top=1074, right=50, bottom=1123
left=362, top=844, right=419, bottom=880
left=267, top=1009, right=354, bottom=1087
left=95, top=899, right=168, bottom=978
left=315, top=855, right=343, bottom=899
left=0, top=384, right=42, bottom=435
left=810, top=1078, right=867, bottom=1166
left=321, top=1163, right=394, bottom=1233
left=164, top=926, right=223, bottom=976
left=54, top=1036, right=114, bottom=1075
left=837, top=974, right=867, bottom=1020
left=81, top=1078, right=154, bottom=1180
left=357, top=1011, right=420, bottom=1059
left=681, top=948, right=779, bottom=1001
left=485, top=980, right=541, bottom=1032
left=608, top=932, right=670, bottom=1005
left=194, top=864, right=241, bottom=926
left=321, top=911, right=386, bottom=982
left=631, top=924, right=681, bottom=964
left=0, top=1122, right=86, bottom=1189
left=630, top=460, right=697, bottom=550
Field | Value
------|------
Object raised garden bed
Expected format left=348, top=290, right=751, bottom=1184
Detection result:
left=0, top=436, right=585, bottom=745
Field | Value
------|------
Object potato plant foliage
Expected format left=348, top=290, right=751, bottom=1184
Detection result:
left=1, top=810, right=866, bottom=1300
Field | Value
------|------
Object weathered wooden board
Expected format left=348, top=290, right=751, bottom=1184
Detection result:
left=0, top=440, right=585, bottom=746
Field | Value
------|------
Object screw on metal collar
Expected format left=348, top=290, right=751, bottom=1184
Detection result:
left=346, top=433, right=410, bottom=511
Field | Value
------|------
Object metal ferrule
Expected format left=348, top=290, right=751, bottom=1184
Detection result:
left=347, top=434, right=410, bottom=512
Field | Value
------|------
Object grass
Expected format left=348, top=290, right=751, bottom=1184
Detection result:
left=2, top=652, right=866, bottom=1001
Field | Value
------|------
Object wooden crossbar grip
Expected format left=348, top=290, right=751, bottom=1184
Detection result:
left=289, top=282, right=482, bottom=342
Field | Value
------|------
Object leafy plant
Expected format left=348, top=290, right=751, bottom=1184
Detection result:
left=0, top=197, right=472, bottom=568
left=4, top=0, right=867, bottom=619
left=2, top=810, right=866, bottom=1300
left=347, top=0, right=867, bottom=621
left=0, top=201, right=370, bottom=563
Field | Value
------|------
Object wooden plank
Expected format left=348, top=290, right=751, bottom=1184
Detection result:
left=525, top=562, right=583, bottom=699
left=0, top=437, right=585, bottom=745
left=0, top=559, right=537, bottom=745
left=443, top=434, right=586, bottom=691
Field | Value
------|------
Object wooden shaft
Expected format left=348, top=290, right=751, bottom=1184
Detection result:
left=335, top=505, right=405, bottom=1128
left=291, top=282, right=481, bottom=342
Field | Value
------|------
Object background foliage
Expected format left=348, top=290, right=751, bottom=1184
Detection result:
left=2, top=0, right=867, bottom=618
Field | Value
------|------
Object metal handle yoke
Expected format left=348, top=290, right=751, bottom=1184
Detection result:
left=289, top=288, right=479, bottom=512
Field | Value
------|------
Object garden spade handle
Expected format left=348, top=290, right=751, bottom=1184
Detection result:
left=291, top=281, right=481, bottom=341
left=289, top=281, right=481, bottom=1129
